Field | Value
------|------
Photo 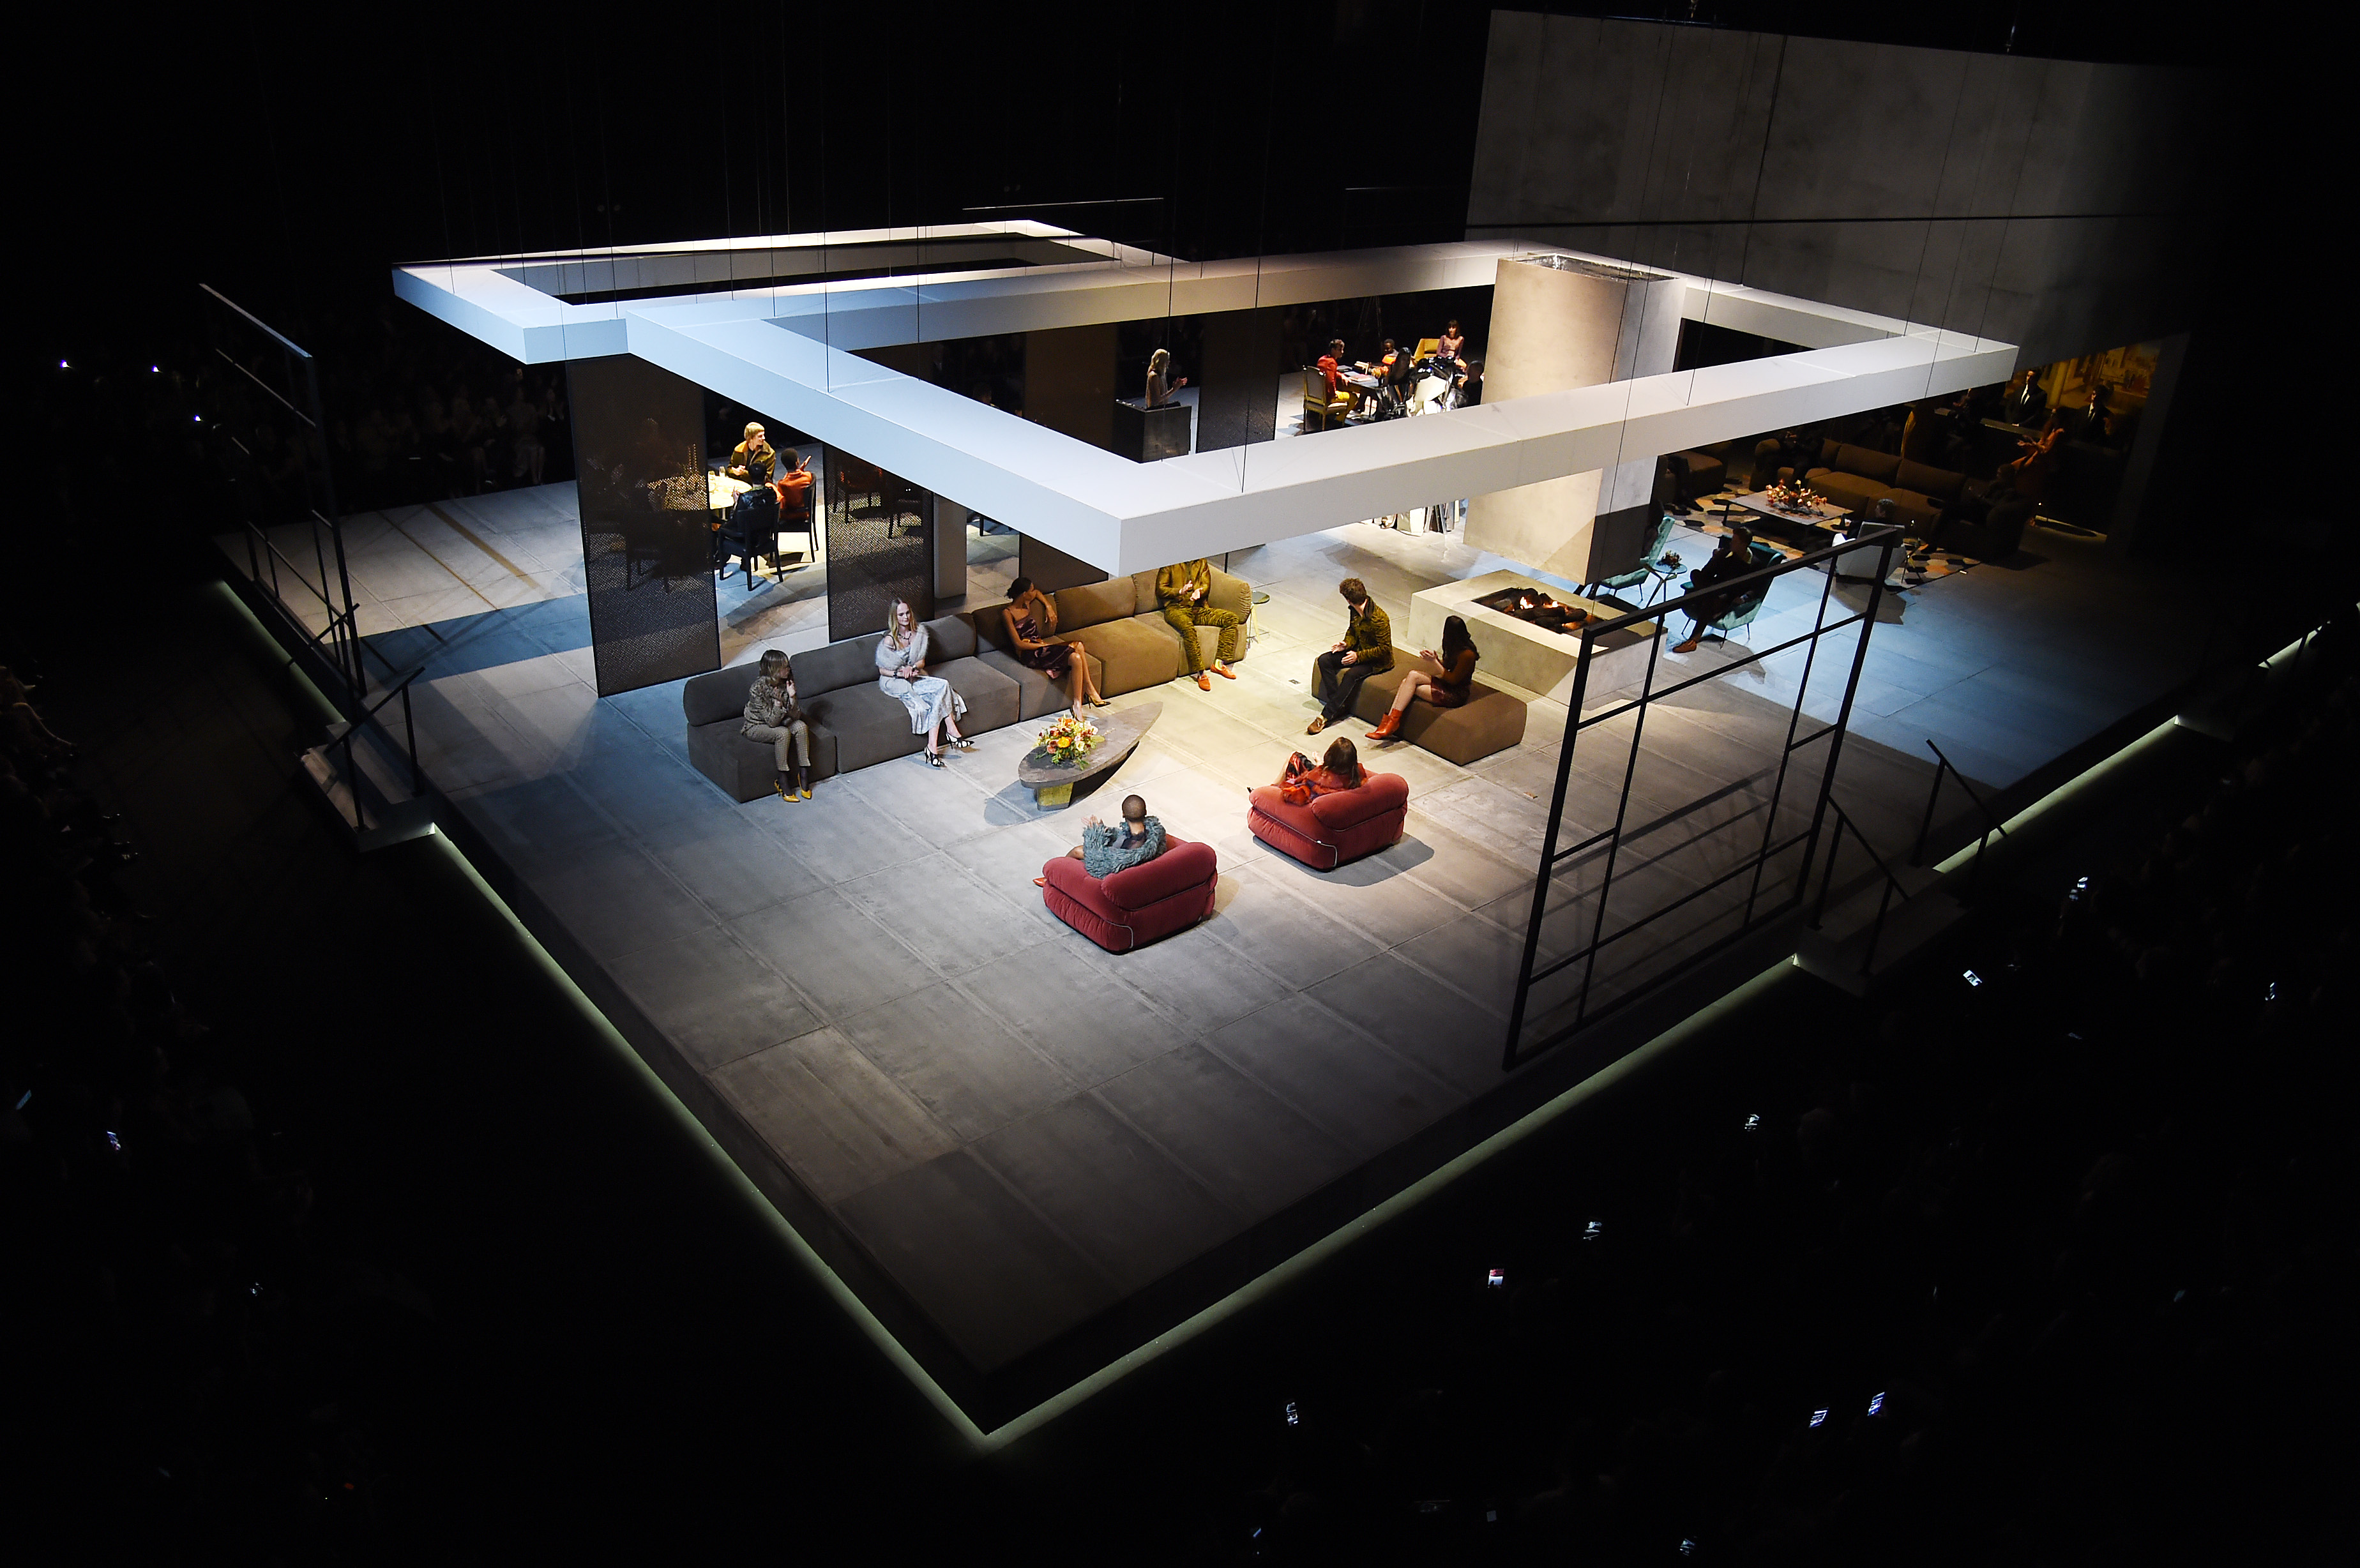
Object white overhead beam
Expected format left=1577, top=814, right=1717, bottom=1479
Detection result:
left=393, top=232, right=2017, bottom=577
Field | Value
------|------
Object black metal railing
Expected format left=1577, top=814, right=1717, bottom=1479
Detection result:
left=204, top=284, right=429, bottom=835
left=1502, top=525, right=1903, bottom=1070
left=1910, top=739, right=2010, bottom=890
left=1807, top=799, right=1912, bottom=976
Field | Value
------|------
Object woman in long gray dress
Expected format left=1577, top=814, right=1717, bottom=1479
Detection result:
left=877, top=597, right=976, bottom=768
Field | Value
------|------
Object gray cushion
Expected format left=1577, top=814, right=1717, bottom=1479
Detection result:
left=683, top=665, right=750, bottom=727
left=939, top=656, right=1020, bottom=735
left=821, top=682, right=934, bottom=771
left=795, top=632, right=883, bottom=695
left=923, top=614, right=977, bottom=661
left=686, top=714, right=842, bottom=801
left=966, top=601, right=1018, bottom=654
left=976, top=647, right=1107, bottom=720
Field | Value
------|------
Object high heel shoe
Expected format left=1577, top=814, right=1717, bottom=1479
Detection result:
left=1370, top=709, right=1404, bottom=741
left=923, top=750, right=944, bottom=769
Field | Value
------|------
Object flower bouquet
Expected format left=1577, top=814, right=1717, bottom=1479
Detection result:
left=1762, top=479, right=1827, bottom=516
left=1034, top=712, right=1102, bottom=767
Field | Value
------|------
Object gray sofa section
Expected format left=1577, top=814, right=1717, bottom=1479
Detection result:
left=685, top=568, right=1259, bottom=802
left=682, top=614, right=1018, bottom=802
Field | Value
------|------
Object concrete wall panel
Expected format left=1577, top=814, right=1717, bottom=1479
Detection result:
left=1469, top=13, right=2225, bottom=366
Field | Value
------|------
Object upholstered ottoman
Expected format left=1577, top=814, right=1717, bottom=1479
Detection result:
left=1247, top=773, right=1411, bottom=870
left=1041, top=836, right=1220, bottom=953
left=1352, top=656, right=1529, bottom=765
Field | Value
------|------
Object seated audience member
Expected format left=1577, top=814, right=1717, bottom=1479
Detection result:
left=1, top=665, right=72, bottom=758
left=1156, top=558, right=1242, bottom=691
left=1046, top=794, right=1167, bottom=883
left=1001, top=577, right=1107, bottom=716
left=1308, top=578, right=1393, bottom=735
left=877, top=597, right=976, bottom=767
left=1272, top=735, right=1368, bottom=802
left=1436, top=319, right=1465, bottom=364
left=1371, top=615, right=1478, bottom=741
left=743, top=649, right=812, bottom=801
left=1673, top=527, right=1759, bottom=654
left=1456, top=359, right=1483, bottom=407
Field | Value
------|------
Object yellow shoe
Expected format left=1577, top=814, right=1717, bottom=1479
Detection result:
left=798, top=784, right=813, bottom=801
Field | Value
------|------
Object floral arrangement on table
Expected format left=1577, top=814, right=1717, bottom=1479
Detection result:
left=1034, top=712, right=1102, bottom=765
left=1762, top=479, right=1827, bottom=516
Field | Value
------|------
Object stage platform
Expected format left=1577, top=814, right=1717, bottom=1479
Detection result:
left=220, top=484, right=2205, bottom=1426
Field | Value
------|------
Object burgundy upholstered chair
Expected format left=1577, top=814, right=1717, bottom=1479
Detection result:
left=1246, top=772, right=1411, bottom=870
left=1040, top=835, right=1220, bottom=953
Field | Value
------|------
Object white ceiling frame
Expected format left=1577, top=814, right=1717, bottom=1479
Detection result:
left=393, top=228, right=2015, bottom=576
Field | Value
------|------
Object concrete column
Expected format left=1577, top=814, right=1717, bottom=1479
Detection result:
left=930, top=493, right=968, bottom=601
left=1465, top=255, right=1684, bottom=582
left=1017, top=534, right=1107, bottom=592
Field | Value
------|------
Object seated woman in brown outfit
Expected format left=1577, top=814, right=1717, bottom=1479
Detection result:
left=1001, top=576, right=1107, bottom=718
left=1370, top=615, right=1478, bottom=741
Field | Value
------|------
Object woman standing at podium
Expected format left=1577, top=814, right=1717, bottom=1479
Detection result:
left=1145, top=348, right=1188, bottom=409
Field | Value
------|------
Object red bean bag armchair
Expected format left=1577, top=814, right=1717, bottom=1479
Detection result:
left=1040, top=835, right=1220, bottom=953
left=1247, top=772, right=1410, bottom=870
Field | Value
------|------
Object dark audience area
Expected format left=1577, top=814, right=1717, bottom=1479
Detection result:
left=1157, top=628, right=2356, bottom=1563
left=1, top=661, right=407, bottom=1553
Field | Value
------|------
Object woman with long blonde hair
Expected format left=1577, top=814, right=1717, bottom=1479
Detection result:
left=1145, top=347, right=1188, bottom=409
left=875, top=598, right=974, bottom=768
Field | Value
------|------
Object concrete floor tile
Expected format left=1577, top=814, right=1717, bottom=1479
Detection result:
left=838, top=852, right=1058, bottom=977
left=1389, top=908, right=1528, bottom=1020
left=1199, top=868, right=1386, bottom=989
left=732, top=886, right=931, bottom=1021
left=608, top=927, right=817, bottom=1071
left=971, top=1095, right=1241, bottom=1292
left=958, top=938, right=1188, bottom=1085
left=833, top=981, right=1078, bottom=1142
left=1075, top=921, right=1294, bottom=1037
left=642, top=822, right=826, bottom=921
left=1310, top=951, right=1509, bottom=1096
left=1390, top=818, right=1537, bottom=910
left=833, top=1150, right=1117, bottom=1370
left=750, top=786, right=930, bottom=883
left=838, top=750, right=1010, bottom=846
left=1202, top=994, right=1459, bottom=1159
left=1248, top=851, right=1465, bottom=948
left=1095, top=1044, right=1354, bottom=1221
left=712, top=1029, right=960, bottom=1207
left=534, top=843, right=715, bottom=961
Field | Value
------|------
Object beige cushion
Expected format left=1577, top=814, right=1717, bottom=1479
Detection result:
left=1895, top=458, right=1962, bottom=501
left=1054, top=577, right=1137, bottom=629
left=1833, top=444, right=1901, bottom=485
left=1347, top=654, right=1527, bottom=764
left=1063, top=617, right=1184, bottom=695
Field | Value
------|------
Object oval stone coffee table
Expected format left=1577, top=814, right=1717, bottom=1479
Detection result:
left=1017, top=702, right=1160, bottom=807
